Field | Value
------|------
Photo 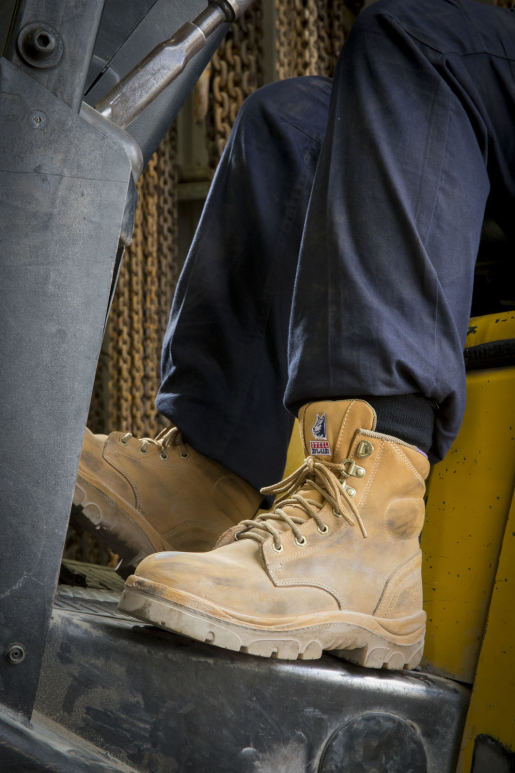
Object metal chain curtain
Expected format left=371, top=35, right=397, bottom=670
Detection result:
left=275, top=0, right=361, bottom=80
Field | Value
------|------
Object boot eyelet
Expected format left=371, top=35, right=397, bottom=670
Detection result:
left=354, top=466, right=366, bottom=478
left=272, top=543, right=283, bottom=553
left=138, top=446, right=148, bottom=455
left=318, top=524, right=329, bottom=535
left=345, top=486, right=356, bottom=498
left=332, top=508, right=342, bottom=518
left=119, top=437, right=129, bottom=446
left=294, top=536, right=307, bottom=547
left=160, top=452, right=168, bottom=461
left=180, top=451, right=189, bottom=459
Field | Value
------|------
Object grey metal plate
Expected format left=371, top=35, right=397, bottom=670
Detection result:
left=35, top=606, right=470, bottom=773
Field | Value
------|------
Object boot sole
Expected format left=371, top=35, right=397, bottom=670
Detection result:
left=71, top=475, right=166, bottom=578
left=119, top=576, right=425, bottom=670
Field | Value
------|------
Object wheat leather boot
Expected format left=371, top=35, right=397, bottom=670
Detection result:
left=119, top=399, right=430, bottom=668
left=72, top=425, right=262, bottom=576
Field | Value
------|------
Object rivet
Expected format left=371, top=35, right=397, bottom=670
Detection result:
left=346, top=486, right=356, bottom=498
left=357, top=440, right=374, bottom=458
left=355, top=466, right=366, bottom=478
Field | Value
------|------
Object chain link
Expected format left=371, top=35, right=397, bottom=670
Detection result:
left=275, top=0, right=362, bottom=80
left=207, top=0, right=264, bottom=166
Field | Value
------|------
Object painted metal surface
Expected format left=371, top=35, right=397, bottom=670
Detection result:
left=457, top=488, right=515, bottom=771
left=33, top=602, right=469, bottom=773
left=421, top=312, right=515, bottom=683
left=421, top=365, right=515, bottom=682
left=0, top=57, right=131, bottom=718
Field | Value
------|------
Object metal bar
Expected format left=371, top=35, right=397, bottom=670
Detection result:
left=95, top=0, right=254, bottom=130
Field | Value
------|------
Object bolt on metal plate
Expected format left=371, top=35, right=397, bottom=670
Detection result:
left=17, top=22, right=63, bottom=69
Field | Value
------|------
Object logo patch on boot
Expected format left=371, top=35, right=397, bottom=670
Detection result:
left=311, top=414, right=330, bottom=455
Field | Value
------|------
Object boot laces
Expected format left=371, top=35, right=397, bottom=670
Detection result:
left=236, top=456, right=367, bottom=551
left=120, top=426, right=189, bottom=459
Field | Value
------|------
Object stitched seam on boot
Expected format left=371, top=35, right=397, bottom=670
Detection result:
left=334, top=401, right=356, bottom=457
left=391, top=444, right=425, bottom=483
left=358, top=428, right=418, bottom=452
left=373, top=552, right=421, bottom=617
left=270, top=577, right=346, bottom=609
left=358, top=440, right=384, bottom=510
left=104, top=448, right=142, bottom=511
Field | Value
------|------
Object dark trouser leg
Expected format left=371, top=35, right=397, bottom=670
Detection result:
left=286, top=0, right=515, bottom=463
left=157, top=77, right=331, bottom=492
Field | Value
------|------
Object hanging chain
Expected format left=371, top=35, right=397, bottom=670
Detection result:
left=207, top=0, right=264, bottom=166
left=275, top=0, right=363, bottom=80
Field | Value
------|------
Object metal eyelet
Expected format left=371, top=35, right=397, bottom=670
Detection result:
left=272, top=543, right=283, bottom=553
left=295, top=536, right=307, bottom=547
left=180, top=451, right=189, bottom=459
left=354, top=466, right=366, bottom=478
left=138, top=446, right=148, bottom=455
left=160, top=452, right=168, bottom=461
left=345, top=485, right=356, bottom=498
left=332, top=508, right=342, bottom=518
left=119, top=437, right=129, bottom=446
left=317, top=524, right=329, bottom=535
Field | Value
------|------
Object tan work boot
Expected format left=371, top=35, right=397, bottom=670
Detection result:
left=119, top=400, right=430, bottom=669
left=72, top=425, right=262, bottom=577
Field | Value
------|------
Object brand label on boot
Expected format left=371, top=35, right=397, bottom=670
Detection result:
left=311, top=413, right=330, bottom=455
left=310, top=440, right=331, bottom=456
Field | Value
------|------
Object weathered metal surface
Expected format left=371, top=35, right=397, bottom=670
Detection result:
left=0, top=58, right=131, bottom=717
left=35, top=603, right=470, bottom=773
left=0, top=704, right=137, bottom=772
left=4, top=0, right=106, bottom=111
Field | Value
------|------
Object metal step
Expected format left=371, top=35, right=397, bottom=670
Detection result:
left=23, top=563, right=472, bottom=772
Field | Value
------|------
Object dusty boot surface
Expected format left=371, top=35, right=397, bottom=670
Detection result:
left=72, top=426, right=262, bottom=576
left=119, top=400, right=430, bottom=669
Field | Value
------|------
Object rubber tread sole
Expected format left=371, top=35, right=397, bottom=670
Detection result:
left=119, top=583, right=425, bottom=670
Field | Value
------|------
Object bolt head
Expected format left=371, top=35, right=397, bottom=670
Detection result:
left=17, top=23, right=63, bottom=69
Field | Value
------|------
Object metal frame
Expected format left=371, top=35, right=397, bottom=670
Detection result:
left=0, top=0, right=247, bottom=721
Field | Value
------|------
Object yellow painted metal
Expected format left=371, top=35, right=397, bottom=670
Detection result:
left=467, top=310, right=515, bottom=346
left=421, top=366, right=515, bottom=682
left=457, top=487, right=515, bottom=771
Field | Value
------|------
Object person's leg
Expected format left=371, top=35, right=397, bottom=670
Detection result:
left=157, top=77, right=332, bottom=492
left=125, top=0, right=515, bottom=667
left=287, top=0, right=515, bottom=465
left=73, top=77, right=333, bottom=572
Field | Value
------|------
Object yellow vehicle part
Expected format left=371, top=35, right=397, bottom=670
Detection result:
left=421, top=364, right=515, bottom=682
left=457, top=487, right=515, bottom=769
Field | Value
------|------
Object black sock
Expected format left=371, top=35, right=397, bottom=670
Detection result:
left=360, top=393, right=437, bottom=455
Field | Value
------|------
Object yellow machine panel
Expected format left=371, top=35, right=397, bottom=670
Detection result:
left=457, top=489, right=515, bottom=770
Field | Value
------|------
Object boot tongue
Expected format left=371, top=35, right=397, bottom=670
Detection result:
left=299, top=399, right=377, bottom=464
left=245, top=400, right=377, bottom=541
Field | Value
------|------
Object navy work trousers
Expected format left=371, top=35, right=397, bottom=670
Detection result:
left=157, top=0, right=515, bottom=493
